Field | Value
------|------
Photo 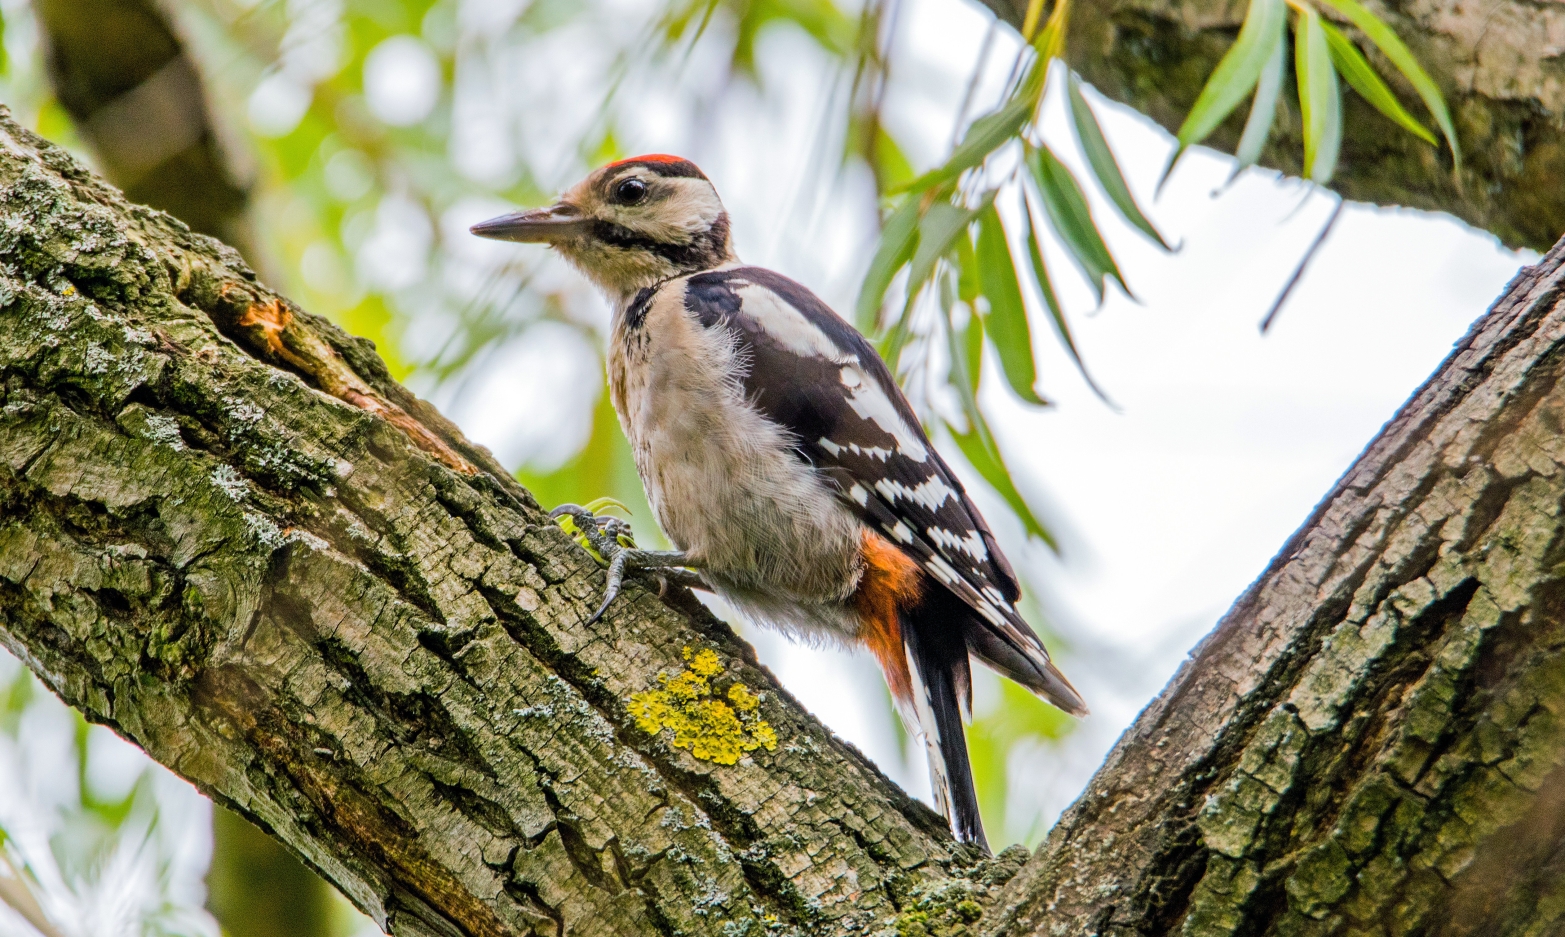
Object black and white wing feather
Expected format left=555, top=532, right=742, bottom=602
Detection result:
left=676, top=266, right=1085, bottom=716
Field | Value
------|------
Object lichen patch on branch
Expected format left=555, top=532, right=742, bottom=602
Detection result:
left=629, top=647, right=779, bottom=765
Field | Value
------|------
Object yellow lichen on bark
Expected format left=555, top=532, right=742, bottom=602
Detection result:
left=629, top=648, right=778, bottom=765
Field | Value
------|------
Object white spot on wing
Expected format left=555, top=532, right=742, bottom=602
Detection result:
left=889, top=521, right=914, bottom=544
left=838, top=365, right=929, bottom=462
left=925, top=556, right=959, bottom=585
left=818, top=437, right=842, bottom=456
left=928, top=525, right=988, bottom=560
left=738, top=284, right=851, bottom=361
left=848, top=484, right=869, bottom=506
left=876, top=475, right=957, bottom=511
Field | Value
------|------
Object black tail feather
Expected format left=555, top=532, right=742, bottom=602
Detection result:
left=902, top=592, right=990, bottom=853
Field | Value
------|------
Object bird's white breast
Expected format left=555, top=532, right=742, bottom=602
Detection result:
left=606, top=278, right=865, bottom=641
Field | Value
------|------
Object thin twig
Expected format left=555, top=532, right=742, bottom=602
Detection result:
left=1260, top=198, right=1345, bottom=334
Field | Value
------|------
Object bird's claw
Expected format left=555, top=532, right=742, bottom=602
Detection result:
left=549, top=502, right=695, bottom=624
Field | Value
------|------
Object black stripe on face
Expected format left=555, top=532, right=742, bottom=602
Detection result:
left=590, top=217, right=729, bottom=272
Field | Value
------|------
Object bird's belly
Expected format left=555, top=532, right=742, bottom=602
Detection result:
left=639, top=391, right=861, bottom=600
left=609, top=314, right=864, bottom=639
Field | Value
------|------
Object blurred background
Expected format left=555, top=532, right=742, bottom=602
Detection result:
left=0, top=0, right=1533, bottom=933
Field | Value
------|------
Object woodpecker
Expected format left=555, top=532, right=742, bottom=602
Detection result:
left=471, top=155, right=1086, bottom=851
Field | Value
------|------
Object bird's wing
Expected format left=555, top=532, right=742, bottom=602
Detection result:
left=678, top=266, right=1084, bottom=715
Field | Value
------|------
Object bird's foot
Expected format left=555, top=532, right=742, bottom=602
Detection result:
left=549, top=500, right=700, bottom=623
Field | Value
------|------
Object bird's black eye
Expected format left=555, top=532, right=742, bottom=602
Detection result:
left=615, top=178, right=648, bottom=204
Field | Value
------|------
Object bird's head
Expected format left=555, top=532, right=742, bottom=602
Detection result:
left=470, top=155, right=735, bottom=304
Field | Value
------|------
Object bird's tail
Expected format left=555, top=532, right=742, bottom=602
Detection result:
left=901, top=602, right=989, bottom=853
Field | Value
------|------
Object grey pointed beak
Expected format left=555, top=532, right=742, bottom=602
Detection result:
left=470, top=204, right=590, bottom=243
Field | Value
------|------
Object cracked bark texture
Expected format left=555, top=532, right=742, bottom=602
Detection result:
left=0, top=110, right=972, bottom=936
left=986, top=234, right=1565, bottom=930
left=977, top=0, right=1565, bottom=251
left=8, top=46, right=1565, bottom=932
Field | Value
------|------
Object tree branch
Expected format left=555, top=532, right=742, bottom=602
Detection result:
left=0, top=108, right=975, bottom=935
left=8, top=73, right=1565, bottom=931
left=988, top=237, right=1565, bottom=932
left=976, top=0, right=1565, bottom=251
left=34, top=0, right=253, bottom=257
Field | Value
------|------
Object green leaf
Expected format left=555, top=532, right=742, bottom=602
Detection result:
left=1065, top=71, right=1170, bottom=250
left=1322, top=21, right=1437, bottom=145
left=940, top=263, right=1056, bottom=550
left=1173, top=0, right=1288, bottom=150
left=1020, top=194, right=1109, bottom=401
left=906, top=199, right=982, bottom=307
left=879, top=197, right=982, bottom=368
left=955, top=226, right=981, bottom=305
left=855, top=196, right=921, bottom=332
left=974, top=204, right=1048, bottom=405
left=944, top=267, right=984, bottom=398
left=1021, top=0, right=1048, bottom=40
left=1234, top=17, right=1288, bottom=170
left=948, top=415, right=1058, bottom=550
left=1033, top=0, right=1070, bottom=63
left=1296, top=5, right=1343, bottom=182
left=1313, top=0, right=1460, bottom=168
left=1025, top=143, right=1126, bottom=305
left=899, top=95, right=1034, bottom=194
left=872, top=125, right=917, bottom=193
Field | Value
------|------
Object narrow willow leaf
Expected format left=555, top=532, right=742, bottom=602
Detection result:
left=974, top=204, right=1048, bottom=405
left=1021, top=194, right=1109, bottom=402
left=855, top=196, right=920, bottom=332
left=944, top=266, right=984, bottom=398
left=1066, top=71, right=1170, bottom=249
left=1026, top=143, right=1126, bottom=304
left=1033, top=0, right=1070, bottom=63
left=879, top=199, right=981, bottom=367
left=1174, top=0, right=1287, bottom=148
left=873, top=125, right=917, bottom=193
left=955, top=227, right=981, bottom=305
left=1235, top=14, right=1287, bottom=169
left=908, top=199, right=981, bottom=301
left=1313, top=0, right=1460, bottom=168
left=1021, top=0, right=1047, bottom=39
left=899, top=95, right=1034, bottom=194
left=1322, top=21, right=1436, bottom=145
left=1296, top=6, right=1343, bottom=182
left=948, top=416, right=1058, bottom=549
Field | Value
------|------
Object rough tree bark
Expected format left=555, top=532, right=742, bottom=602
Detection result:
left=976, top=0, right=1565, bottom=252
left=3, top=96, right=1565, bottom=936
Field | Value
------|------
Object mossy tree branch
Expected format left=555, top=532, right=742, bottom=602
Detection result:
left=0, top=109, right=969, bottom=936
left=977, top=0, right=1565, bottom=251
left=7, top=91, right=1565, bottom=934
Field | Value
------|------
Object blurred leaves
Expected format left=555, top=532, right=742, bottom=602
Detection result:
left=973, top=204, right=1044, bottom=406
left=1065, top=72, right=1168, bottom=250
left=1168, top=0, right=1458, bottom=185
left=1170, top=0, right=1286, bottom=168
left=1295, top=5, right=1341, bottom=182
left=0, top=662, right=218, bottom=937
left=1026, top=142, right=1126, bottom=304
